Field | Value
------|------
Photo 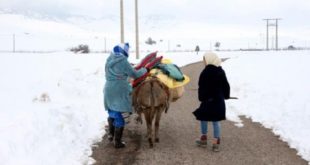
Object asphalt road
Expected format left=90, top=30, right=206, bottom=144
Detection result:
left=91, top=61, right=308, bottom=165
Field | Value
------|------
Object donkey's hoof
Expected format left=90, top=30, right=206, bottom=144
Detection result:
left=148, top=138, right=153, bottom=148
left=155, top=138, right=159, bottom=143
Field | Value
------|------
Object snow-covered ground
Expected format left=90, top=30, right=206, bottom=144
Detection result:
left=222, top=50, right=310, bottom=164
left=0, top=50, right=309, bottom=165
left=0, top=52, right=107, bottom=164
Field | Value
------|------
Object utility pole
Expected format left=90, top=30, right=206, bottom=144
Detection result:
left=168, top=40, right=170, bottom=52
left=135, top=0, right=139, bottom=59
left=120, top=0, right=124, bottom=43
left=210, top=42, right=212, bottom=51
left=104, top=37, right=107, bottom=53
left=263, top=18, right=281, bottom=51
left=266, top=19, right=269, bottom=50
left=275, top=19, right=279, bottom=50
left=13, top=34, right=15, bottom=53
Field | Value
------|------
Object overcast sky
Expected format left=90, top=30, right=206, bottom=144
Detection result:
left=1, top=0, right=309, bottom=24
left=1, top=0, right=310, bottom=49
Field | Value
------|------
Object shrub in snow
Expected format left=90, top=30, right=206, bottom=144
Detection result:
left=32, top=92, right=51, bottom=103
left=70, top=44, right=90, bottom=54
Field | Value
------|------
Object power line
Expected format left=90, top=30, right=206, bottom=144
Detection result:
left=263, top=18, right=281, bottom=50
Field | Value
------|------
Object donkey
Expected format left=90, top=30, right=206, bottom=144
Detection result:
left=132, top=77, right=170, bottom=148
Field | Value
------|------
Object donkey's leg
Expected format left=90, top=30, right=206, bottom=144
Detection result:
left=155, top=107, right=164, bottom=143
left=145, top=111, right=154, bottom=148
left=135, top=110, right=143, bottom=124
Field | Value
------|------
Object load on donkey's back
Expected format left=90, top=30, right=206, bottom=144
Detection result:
left=132, top=51, right=190, bottom=102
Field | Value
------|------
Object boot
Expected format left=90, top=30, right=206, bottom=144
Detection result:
left=114, top=127, right=126, bottom=148
left=212, top=138, right=220, bottom=152
left=195, top=134, right=207, bottom=147
left=107, top=117, right=115, bottom=142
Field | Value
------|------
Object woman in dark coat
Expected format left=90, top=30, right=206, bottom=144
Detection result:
left=193, top=52, right=230, bottom=151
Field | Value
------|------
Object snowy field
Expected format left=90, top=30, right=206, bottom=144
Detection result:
left=222, top=50, right=310, bottom=164
left=0, top=50, right=309, bottom=164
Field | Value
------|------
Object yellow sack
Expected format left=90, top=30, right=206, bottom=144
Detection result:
left=161, top=58, right=173, bottom=64
left=149, top=69, right=190, bottom=89
left=150, top=58, right=190, bottom=102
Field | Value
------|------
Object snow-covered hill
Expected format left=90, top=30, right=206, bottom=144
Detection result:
left=0, top=10, right=180, bottom=52
left=0, top=12, right=119, bottom=52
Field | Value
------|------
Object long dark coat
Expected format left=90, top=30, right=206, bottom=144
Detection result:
left=193, top=65, right=230, bottom=121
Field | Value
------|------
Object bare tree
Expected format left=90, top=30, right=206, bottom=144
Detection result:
left=195, top=45, right=200, bottom=54
left=215, top=42, right=221, bottom=51
left=145, top=37, right=156, bottom=45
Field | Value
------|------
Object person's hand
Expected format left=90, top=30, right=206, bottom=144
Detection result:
left=122, top=112, right=132, bottom=124
left=145, top=67, right=150, bottom=72
left=128, top=78, right=134, bottom=84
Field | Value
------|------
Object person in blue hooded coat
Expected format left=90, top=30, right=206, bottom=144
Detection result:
left=104, top=43, right=147, bottom=148
left=193, top=52, right=230, bottom=152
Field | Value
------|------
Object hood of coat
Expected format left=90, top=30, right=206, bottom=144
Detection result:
left=203, top=52, right=221, bottom=67
left=106, top=53, right=127, bottom=69
left=112, top=43, right=130, bottom=57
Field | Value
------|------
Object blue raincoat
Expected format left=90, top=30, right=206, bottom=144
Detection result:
left=104, top=52, right=147, bottom=113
